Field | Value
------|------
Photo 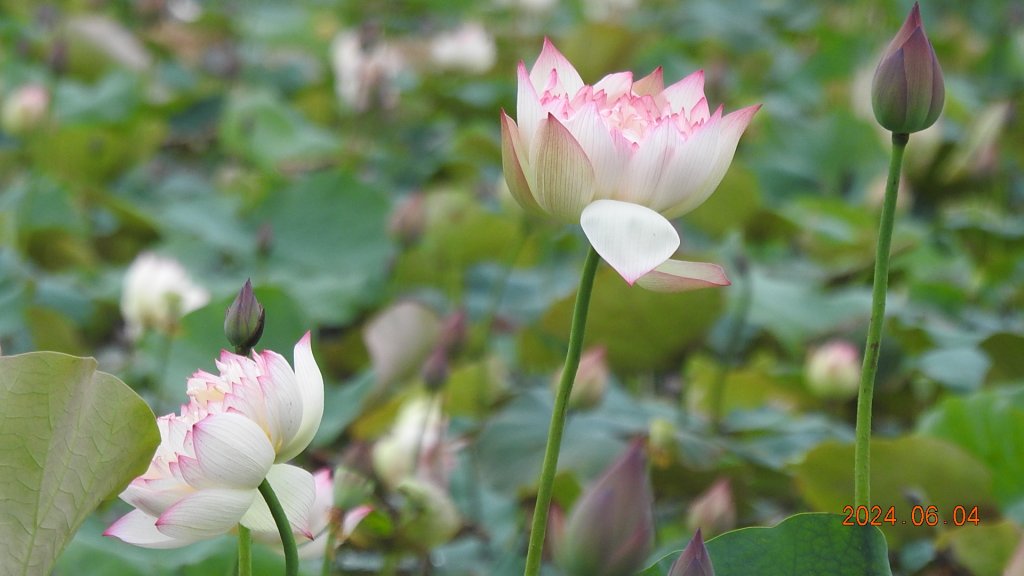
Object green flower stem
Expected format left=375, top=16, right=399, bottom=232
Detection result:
left=259, top=478, right=299, bottom=576
left=524, top=246, right=600, bottom=576
left=854, top=131, right=909, bottom=509
left=320, top=514, right=339, bottom=576
left=238, top=524, right=253, bottom=576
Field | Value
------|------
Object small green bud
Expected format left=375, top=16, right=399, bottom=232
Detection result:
left=871, top=2, right=944, bottom=134
left=224, top=279, right=265, bottom=353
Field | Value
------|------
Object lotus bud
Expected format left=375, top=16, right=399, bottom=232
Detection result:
left=687, top=479, right=736, bottom=538
left=388, top=192, right=426, bottom=246
left=668, top=529, right=716, bottom=576
left=395, top=478, right=461, bottom=550
left=2, top=84, right=49, bottom=134
left=805, top=340, right=861, bottom=400
left=224, top=279, right=265, bottom=353
left=555, top=439, right=654, bottom=576
left=871, top=2, right=944, bottom=134
left=420, top=346, right=449, bottom=392
left=551, top=346, right=608, bottom=410
left=333, top=465, right=375, bottom=510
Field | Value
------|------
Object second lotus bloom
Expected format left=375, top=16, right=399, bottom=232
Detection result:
left=105, top=333, right=325, bottom=548
left=501, top=39, right=759, bottom=289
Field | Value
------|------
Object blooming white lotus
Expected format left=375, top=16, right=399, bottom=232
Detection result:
left=501, top=39, right=760, bottom=290
left=105, top=333, right=325, bottom=548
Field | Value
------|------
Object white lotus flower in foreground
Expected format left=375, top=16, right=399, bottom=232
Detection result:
left=501, top=39, right=760, bottom=290
left=105, top=333, right=325, bottom=548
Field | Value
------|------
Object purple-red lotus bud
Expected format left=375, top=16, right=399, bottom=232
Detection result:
left=224, top=279, right=265, bottom=352
left=555, top=439, right=654, bottom=576
left=668, top=529, right=716, bottom=576
left=871, top=2, right=944, bottom=134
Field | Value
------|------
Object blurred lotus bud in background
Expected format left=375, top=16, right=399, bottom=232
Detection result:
left=805, top=340, right=861, bottom=400
left=686, top=478, right=736, bottom=538
left=551, top=346, right=609, bottom=410
left=2, top=84, right=49, bottom=134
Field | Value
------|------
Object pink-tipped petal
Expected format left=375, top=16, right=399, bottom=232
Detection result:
left=662, top=70, right=706, bottom=115
left=633, top=67, right=665, bottom=96
left=532, top=114, right=597, bottom=219
left=179, top=412, right=274, bottom=489
left=341, top=505, right=374, bottom=540
left=593, top=71, right=634, bottom=101
left=155, top=488, right=256, bottom=540
left=636, top=260, right=731, bottom=292
left=580, top=200, right=680, bottom=284
left=529, top=38, right=584, bottom=97
left=105, top=509, right=195, bottom=549
left=241, top=464, right=318, bottom=541
left=258, top=349, right=303, bottom=443
left=501, top=111, right=542, bottom=213
left=563, top=101, right=628, bottom=200
left=516, top=61, right=545, bottom=152
left=274, top=332, right=324, bottom=462
left=659, top=104, right=761, bottom=218
left=622, top=120, right=674, bottom=205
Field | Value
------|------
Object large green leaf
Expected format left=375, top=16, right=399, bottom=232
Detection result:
left=0, top=352, right=159, bottom=576
left=641, top=513, right=891, bottom=576
left=792, top=436, right=994, bottom=546
left=918, top=386, right=1024, bottom=522
left=253, top=170, right=394, bottom=324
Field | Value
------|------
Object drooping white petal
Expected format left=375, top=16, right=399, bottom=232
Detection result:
left=178, top=412, right=275, bottom=489
left=529, top=38, right=584, bottom=97
left=580, top=200, right=680, bottom=284
left=275, top=332, right=324, bottom=462
left=155, top=488, right=256, bottom=540
left=501, top=111, right=542, bottom=213
left=661, top=104, right=761, bottom=218
left=532, top=114, right=596, bottom=219
left=662, top=69, right=706, bottom=115
left=242, top=464, right=317, bottom=541
left=104, top=509, right=197, bottom=549
left=635, top=259, right=731, bottom=292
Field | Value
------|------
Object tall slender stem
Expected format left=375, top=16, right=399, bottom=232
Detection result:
left=259, top=478, right=299, bottom=576
left=321, top=512, right=339, bottom=576
left=238, top=525, right=253, bottom=576
left=523, top=246, right=600, bottom=576
left=854, top=132, right=908, bottom=509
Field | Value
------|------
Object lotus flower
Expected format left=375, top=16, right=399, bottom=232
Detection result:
left=105, top=334, right=325, bottom=548
left=501, top=39, right=759, bottom=290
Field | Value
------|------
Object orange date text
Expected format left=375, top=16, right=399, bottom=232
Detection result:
left=841, top=505, right=980, bottom=527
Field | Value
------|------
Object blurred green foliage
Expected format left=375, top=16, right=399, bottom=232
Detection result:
left=0, top=0, right=1021, bottom=574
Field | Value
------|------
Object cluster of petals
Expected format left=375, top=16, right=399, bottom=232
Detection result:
left=501, top=39, right=759, bottom=289
left=105, top=333, right=325, bottom=549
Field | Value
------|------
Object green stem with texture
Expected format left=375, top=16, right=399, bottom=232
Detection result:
left=259, top=478, right=299, bottom=576
left=854, top=132, right=908, bottom=509
left=238, top=524, right=252, bottom=576
left=523, top=246, right=600, bottom=576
